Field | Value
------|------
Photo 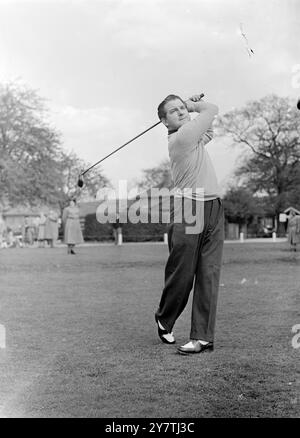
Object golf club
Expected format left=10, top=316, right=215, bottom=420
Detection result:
left=77, top=94, right=205, bottom=188
left=77, top=120, right=161, bottom=188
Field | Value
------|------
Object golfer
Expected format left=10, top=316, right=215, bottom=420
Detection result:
left=155, top=94, right=224, bottom=355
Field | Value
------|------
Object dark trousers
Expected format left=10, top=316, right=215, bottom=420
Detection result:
left=156, top=198, right=224, bottom=342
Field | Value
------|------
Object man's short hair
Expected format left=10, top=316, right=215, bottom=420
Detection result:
left=157, top=94, right=186, bottom=120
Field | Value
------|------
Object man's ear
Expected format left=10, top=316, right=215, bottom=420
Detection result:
left=161, top=117, right=168, bottom=127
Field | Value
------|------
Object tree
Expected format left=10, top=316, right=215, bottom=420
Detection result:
left=0, top=81, right=64, bottom=207
left=283, top=161, right=300, bottom=207
left=216, top=95, right=300, bottom=216
left=223, top=187, right=264, bottom=225
left=0, top=81, right=111, bottom=209
left=137, top=159, right=173, bottom=191
left=60, top=152, right=111, bottom=207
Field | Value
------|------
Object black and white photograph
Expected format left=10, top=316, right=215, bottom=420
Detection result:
left=0, top=0, right=299, bottom=422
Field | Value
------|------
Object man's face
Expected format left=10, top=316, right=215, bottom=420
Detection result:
left=162, top=99, right=190, bottom=130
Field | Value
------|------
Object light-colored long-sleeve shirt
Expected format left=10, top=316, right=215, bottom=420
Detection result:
left=168, top=101, right=221, bottom=201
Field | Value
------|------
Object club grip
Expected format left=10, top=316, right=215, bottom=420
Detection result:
left=184, top=93, right=205, bottom=103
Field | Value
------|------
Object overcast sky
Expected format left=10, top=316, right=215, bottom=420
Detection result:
left=0, top=0, right=299, bottom=191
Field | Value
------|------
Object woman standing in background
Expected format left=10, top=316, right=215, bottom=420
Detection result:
left=44, top=210, right=59, bottom=248
left=63, top=199, right=84, bottom=254
left=287, top=211, right=300, bottom=252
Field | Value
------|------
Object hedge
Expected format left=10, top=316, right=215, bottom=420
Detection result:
left=83, top=213, right=168, bottom=242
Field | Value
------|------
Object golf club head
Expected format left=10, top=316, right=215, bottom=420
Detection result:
left=77, top=175, right=84, bottom=188
left=297, top=99, right=300, bottom=110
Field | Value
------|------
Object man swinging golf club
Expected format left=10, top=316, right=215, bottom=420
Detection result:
left=155, top=93, right=224, bottom=355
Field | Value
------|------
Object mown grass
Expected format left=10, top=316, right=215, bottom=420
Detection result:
left=0, top=242, right=299, bottom=418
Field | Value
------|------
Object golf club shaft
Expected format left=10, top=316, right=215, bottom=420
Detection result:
left=81, top=120, right=162, bottom=176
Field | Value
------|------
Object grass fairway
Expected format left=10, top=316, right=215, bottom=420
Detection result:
left=0, top=242, right=299, bottom=418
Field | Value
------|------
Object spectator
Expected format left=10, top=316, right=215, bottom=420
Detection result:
left=22, top=216, right=34, bottom=246
left=37, top=212, right=47, bottom=248
left=62, top=199, right=83, bottom=254
left=287, top=211, right=300, bottom=252
left=6, top=227, right=15, bottom=248
left=44, top=210, right=59, bottom=248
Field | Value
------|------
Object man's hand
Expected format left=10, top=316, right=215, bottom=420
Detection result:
left=189, top=94, right=205, bottom=102
left=185, top=94, right=204, bottom=112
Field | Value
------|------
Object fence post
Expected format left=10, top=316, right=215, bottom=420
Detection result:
left=0, top=325, right=6, bottom=349
left=117, top=230, right=123, bottom=245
